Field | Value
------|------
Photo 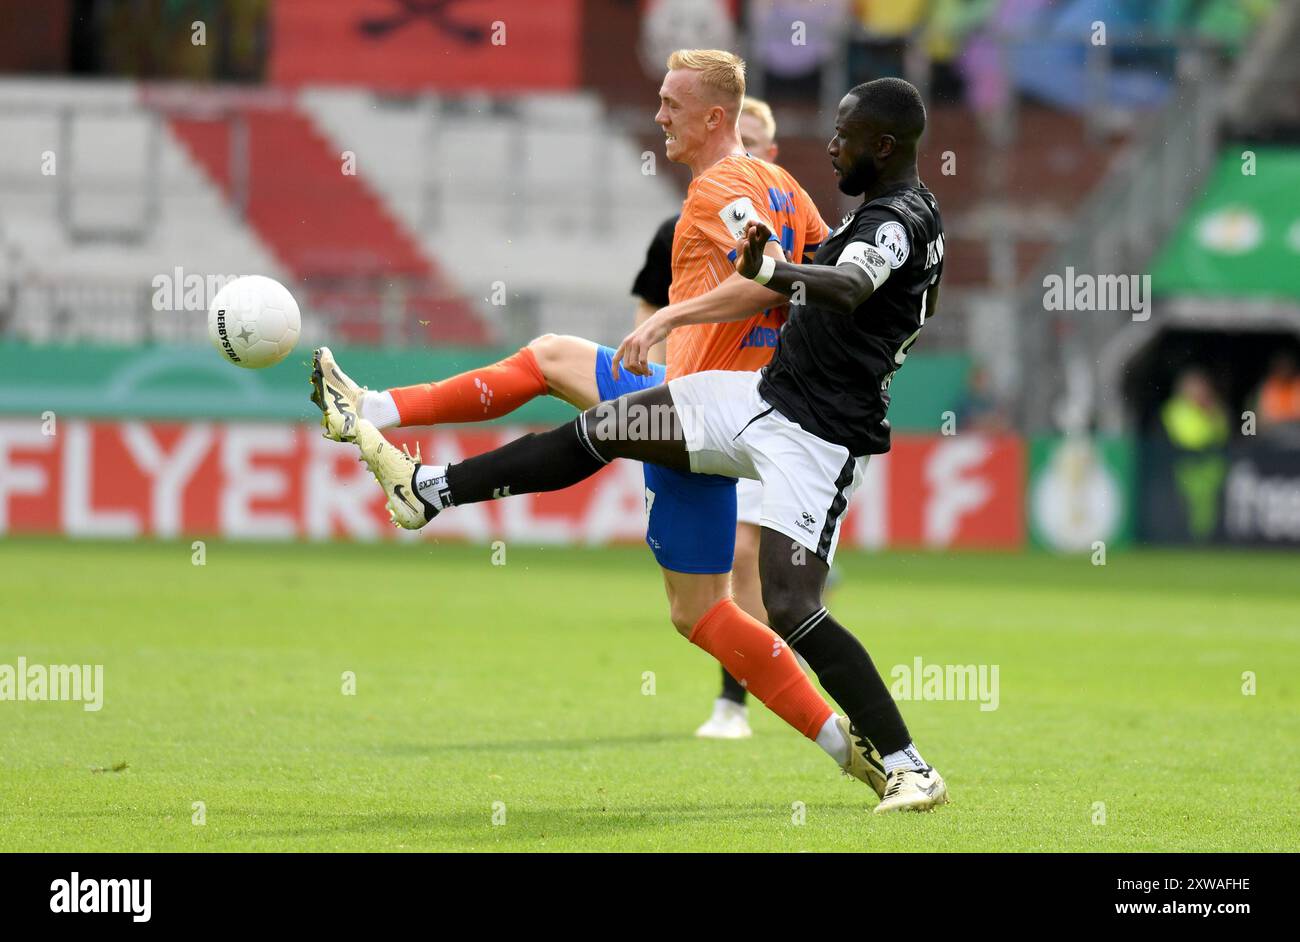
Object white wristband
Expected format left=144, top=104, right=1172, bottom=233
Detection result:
left=752, top=254, right=777, bottom=285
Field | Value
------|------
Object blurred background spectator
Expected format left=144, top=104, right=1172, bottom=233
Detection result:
left=1253, top=352, right=1300, bottom=443
left=1161, top=368, right=1228, bottom=450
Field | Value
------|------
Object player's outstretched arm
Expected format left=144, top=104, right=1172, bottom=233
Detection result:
left=735, top=221, right=878, bottom=315
left=613, top=241, right=786, bottom=377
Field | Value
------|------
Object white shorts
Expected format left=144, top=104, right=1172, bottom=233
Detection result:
left=668, top=370, right=868, bottom=566
left=735, top=477, right=763, bottom=527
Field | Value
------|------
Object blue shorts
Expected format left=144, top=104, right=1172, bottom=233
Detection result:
left=593, top=345, right=737, bottom=574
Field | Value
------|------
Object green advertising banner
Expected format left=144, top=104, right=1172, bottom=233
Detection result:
left=1150, top=146, right=1300, bottom=301
left=0, top=341, right=970, bottom=430
left=1028, top=436, right=1136, bottom=551
left=0, top=342, right=574, bottom=425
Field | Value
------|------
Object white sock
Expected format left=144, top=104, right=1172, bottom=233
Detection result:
left=817, top=714, right=850, bottom=767
left=413, top=463, right=452, bottom=510
left=360, top=390, right=401, bottom=430
left=882, top=743, right=927, bottom=774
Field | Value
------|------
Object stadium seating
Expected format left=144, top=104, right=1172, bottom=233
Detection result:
left=297, top=88, right=680, bottom=343
left=0, top=80, right=284, bottom=344
left=0, top=80, right=681, bottom=348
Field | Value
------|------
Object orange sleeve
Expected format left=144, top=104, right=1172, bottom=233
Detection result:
left=681, top=164, right=776, bottom=259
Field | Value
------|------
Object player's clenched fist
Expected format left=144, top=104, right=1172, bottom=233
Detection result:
left=734, top=221, right=773, bottom=279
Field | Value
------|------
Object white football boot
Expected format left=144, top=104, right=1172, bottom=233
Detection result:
left=347, top=418, right=442, bottom=530
left=310, top=346, right=367, bottom=442
left=837, top=716, right=888, bottom=799
left=873, top=766, right=949, bottom=814
left=694, top=698, right=753, bottom=739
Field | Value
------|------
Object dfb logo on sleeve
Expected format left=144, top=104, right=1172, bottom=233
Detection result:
left=718, top=197, right=768, bottom=240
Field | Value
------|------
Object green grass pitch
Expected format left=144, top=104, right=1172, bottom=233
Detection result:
left=2, top=537, right=1297, bottom=852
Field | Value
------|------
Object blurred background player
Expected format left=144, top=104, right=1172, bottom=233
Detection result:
left=629, top=95, right=784, bottom=739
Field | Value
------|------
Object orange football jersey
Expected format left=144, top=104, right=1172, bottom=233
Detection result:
left=666, top=154, right=828, bottom=381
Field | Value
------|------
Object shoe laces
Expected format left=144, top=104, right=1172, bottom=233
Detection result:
left=883, top=767, right=933, bottom=799
left=358, top=439, right=420, bottom=477
left=883, top=770, right=910, bottom=799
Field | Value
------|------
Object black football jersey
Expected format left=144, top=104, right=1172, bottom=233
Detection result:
left=758, top=182, right=944, bottom=456
left=630, top=214, right=679, bottom=308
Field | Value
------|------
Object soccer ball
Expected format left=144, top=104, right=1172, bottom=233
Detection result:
left=207, top=275, right=301, bottom=369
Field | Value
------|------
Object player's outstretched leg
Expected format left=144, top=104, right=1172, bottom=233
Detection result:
left=310, top=337, right=603, bottom=443
left=335, top=387, right=886, bottom=795
left=757, top=527, right=947, bottom=813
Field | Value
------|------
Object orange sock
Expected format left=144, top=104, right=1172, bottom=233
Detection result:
left=689, top=598, right=833, bottom=740
left=387, top=346, right=549, bottom=426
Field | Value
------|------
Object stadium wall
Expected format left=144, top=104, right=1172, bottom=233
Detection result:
left=0, top=341, right=973, bottom=429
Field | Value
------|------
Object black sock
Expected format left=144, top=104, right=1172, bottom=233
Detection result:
left=719, top=668, right=748, bottom=705
left=788, top=609, right=911, bottom=755
left=445, top=417, right=607, bottom=505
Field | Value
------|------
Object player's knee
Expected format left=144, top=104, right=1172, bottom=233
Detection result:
left=668, top=596, right=710, bottom=638
left=526, top=333, right=562, bottom=369
left=761, top=590, right=820, bottom=639
left=668, top=604, right=697, bottom=638
left=666, top=585, right=726, bottom=639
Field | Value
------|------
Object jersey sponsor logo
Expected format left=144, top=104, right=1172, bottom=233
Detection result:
left=767, top=187, right=798, bottom=214
left=718, top=196, right=766, bottom=240
left=875, top=221, right=910, bottom=268
left=739, top=325, right=780, bottom=349
left=835, top=241, right=891, bottom=289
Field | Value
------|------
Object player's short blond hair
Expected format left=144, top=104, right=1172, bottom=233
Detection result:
left=740, top=97, right=776, bottom=139
left=665, top=49, right=746, bottom=110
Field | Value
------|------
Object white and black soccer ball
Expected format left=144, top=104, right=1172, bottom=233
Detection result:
left=207, top=275, right=301, bottom=369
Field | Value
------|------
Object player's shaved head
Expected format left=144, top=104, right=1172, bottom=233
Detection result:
left=828, top=77, right=925, bottom=197
left=846, top=77, right=926, bottom=147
